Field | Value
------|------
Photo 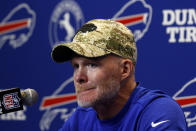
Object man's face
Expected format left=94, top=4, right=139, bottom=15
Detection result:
left=71, top=55, right=122, bottom=107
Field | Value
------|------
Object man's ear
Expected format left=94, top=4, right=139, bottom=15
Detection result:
left=120, top=59, right=133, bottom=81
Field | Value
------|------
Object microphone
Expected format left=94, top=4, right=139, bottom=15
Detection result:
left=21, top=88, right=39, bottom=106
left=0, top=88, right=38, bottom=115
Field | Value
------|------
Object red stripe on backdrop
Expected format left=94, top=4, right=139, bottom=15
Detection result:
left=41, top=94, right=77, bottom=109
left=0, top=19, right=29, bottom=34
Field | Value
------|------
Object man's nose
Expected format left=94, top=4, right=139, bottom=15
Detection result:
left=75, top=67, right=88, bottom=84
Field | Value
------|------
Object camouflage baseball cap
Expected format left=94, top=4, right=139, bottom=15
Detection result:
left=51, top=19, right=137, bottom=64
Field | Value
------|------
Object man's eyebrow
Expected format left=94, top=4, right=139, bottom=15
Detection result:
left=70, top=59, right=77, bottom=65
left=83, top=58, right=100, bottom=63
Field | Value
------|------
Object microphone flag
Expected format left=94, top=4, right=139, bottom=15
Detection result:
left=0, top=88, right=23, bottom=114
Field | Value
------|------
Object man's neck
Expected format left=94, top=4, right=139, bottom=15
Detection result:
left=93, top=79, right=137, bottom=120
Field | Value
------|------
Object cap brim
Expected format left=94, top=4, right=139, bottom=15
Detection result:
left=51, top=42, right=111, bottom=63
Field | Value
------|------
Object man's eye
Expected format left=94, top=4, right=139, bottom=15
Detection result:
left=88, top=63, right=97, bottom=68
left=73, top=64, right=79, bottom=69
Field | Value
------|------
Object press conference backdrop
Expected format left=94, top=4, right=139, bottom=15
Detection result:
left=0, top=0, right=196, bottom=130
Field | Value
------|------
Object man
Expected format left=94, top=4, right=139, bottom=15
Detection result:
left=51, top=19, right=187, bottom=131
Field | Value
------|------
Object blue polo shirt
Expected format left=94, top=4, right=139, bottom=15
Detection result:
left=59, top=84, right=187, bottom=131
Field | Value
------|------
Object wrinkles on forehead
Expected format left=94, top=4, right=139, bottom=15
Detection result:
left=70, top=53, right=122, bottom=65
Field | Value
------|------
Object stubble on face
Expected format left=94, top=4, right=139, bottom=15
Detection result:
left=77, top=74, right=121, bottom=107
left=75, top=56, right=122, bottom=108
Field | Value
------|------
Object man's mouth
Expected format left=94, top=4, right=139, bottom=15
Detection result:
left=77, top=88, right=96, bottom=95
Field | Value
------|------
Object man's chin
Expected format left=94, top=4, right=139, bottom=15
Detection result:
left=76, top=89, right=97, bottom=107
left=77, top=100, right=94, bottom=107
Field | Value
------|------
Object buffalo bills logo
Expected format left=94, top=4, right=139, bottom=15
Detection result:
left=77, top=23, right=97, bottom=33
left=112, top=0, right=152, bottom=42
left=0, top=3, right=36, bottom=49
left=173, top=77, right=196, bottom=128
left=40, top=77, right=77, bottom=131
